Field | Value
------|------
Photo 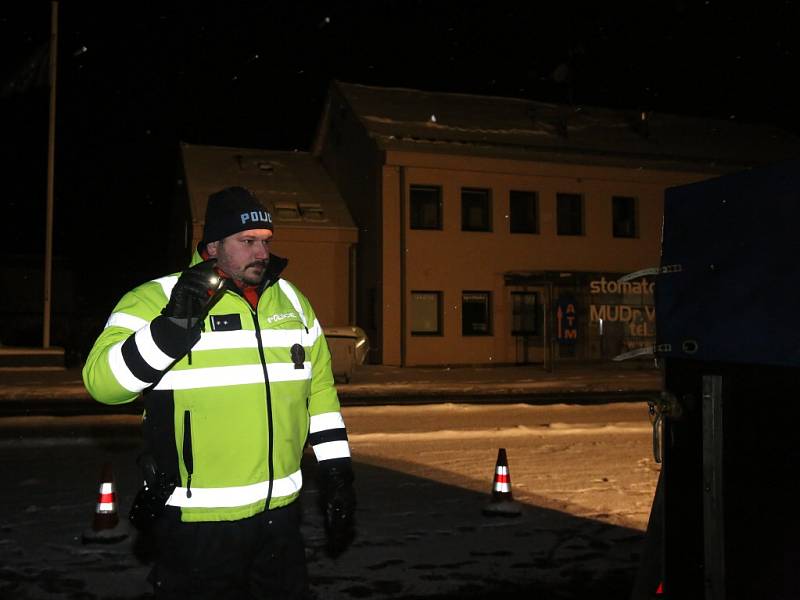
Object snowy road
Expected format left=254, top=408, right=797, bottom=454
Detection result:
left=344, top=402, right=658, bottom=531
left=0, top=402, right=659, bottom=599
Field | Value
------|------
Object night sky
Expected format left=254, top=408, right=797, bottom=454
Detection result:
left=1, top=1, right=798, bottom=300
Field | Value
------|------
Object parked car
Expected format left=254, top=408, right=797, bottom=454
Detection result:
left=323, top=326, right=369, bottom=383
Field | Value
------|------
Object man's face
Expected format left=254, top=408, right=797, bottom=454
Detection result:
left=206, top=229, right=273, bottom=285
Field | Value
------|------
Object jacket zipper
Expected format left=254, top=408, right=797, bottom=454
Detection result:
left=251, top=310, right=275, bottom=509
left=183, top=410, right=194, bottom=498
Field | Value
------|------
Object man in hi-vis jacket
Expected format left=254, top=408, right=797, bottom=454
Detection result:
left=83, top=186, right=355, bottom=599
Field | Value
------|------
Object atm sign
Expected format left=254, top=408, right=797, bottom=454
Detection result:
left=556, top=297, right=578, bottom=344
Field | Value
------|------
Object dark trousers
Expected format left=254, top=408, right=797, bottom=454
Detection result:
left=149, top=502, right=310, bottom=599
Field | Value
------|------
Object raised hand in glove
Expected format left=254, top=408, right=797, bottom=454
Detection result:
left=162, top=259, right=228, bottom=327
left=319, top=460, right=357, bottom=557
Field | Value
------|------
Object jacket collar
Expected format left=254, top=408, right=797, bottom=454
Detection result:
left=258, top=254, right=288, bottom=291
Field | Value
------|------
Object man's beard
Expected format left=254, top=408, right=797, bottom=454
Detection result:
left=239, top=260, right=268, bottom=285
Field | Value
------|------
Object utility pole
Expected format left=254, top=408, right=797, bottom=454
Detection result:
left=43, top=0, right=58, bottom=348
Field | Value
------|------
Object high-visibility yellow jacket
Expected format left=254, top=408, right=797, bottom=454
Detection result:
left=82, top=252, right=350, bottom=522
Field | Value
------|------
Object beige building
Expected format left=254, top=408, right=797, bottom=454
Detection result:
left=313, top=82, right=800, bottom=366
left=178, top=143, right=358, bottom=329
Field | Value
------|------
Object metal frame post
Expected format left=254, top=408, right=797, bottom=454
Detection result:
left=702, top=374, right=726, bottom=600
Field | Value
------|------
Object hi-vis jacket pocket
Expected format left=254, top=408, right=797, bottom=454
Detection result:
left=182, top=410, right=194, bottom=498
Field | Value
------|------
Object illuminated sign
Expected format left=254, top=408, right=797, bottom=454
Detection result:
left=588, top=276, right=656, bottom=343
left=556, top=297, right=578, bottom=344
left=589, top=276, right=655, bottom=295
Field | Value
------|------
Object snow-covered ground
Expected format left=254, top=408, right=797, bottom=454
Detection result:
left=0, top=402, right=659, bottom=599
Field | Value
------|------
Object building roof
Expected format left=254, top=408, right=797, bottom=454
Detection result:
left=326, top=81, right=800, bottom=172
left=180, top=143, right=357, bottom=232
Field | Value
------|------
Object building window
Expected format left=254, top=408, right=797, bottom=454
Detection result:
left=274, top=201, right=301, bottom=221
left=557, top=193, right=584, bottom=235
left=509, top=190, right=539, bottom=234
left=462, top=291, right=492, bottom=336
left=511, top=292, right=538, bottom=335
left=410, top=291, right=443, bottom=335
left=299, top=202, right=327, bottom=222
left=461, top=188, right=492, bottom=231
left=410, top=185, right=442, bottom=230
left=612, top=196, right=638, bottom=238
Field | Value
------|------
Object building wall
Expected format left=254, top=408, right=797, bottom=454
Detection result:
left=315, top=90, right=383, bottom=360
left=270, top=227, right=356, bottom=329
left=380, top=153, right=712, bottom=366
left=381, top=166, right=403, bottom=365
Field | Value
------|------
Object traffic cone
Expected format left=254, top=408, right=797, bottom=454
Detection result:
left=82, top=463, right=129, bottom=544
left=482, top=448, right=522, bottom=517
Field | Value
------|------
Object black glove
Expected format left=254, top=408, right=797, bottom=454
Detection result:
left=162, top=259, right=228, bottom=326
left=129, top=454, right=177, bottom=531
left=319, top=461, right=356, bottom=557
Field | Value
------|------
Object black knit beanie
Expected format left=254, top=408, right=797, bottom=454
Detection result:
left=202, top=186, right=273, bottom=243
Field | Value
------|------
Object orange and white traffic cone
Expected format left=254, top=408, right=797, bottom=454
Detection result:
left=82, top=462, right=129, bottom=544
left=482, top=448, right=522, bottom=517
